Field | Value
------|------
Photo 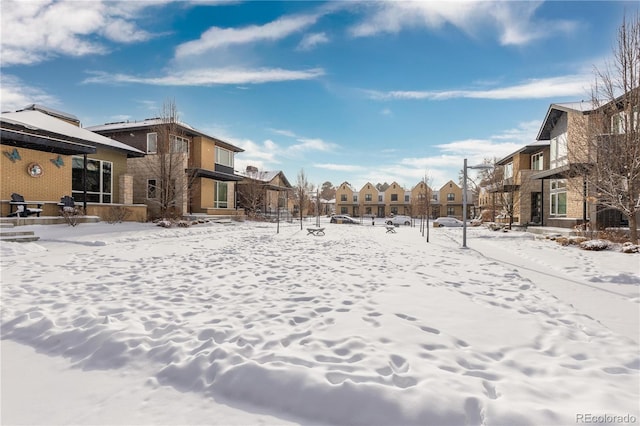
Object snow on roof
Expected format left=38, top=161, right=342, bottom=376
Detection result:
left=87, top=118, right=243, bottom=152
left=1, top=110, right=144, bottom=155
left=552, top=101, right=595, bottom=112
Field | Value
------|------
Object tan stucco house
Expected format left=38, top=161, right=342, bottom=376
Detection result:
left=88, top=118, right=244, bottom=219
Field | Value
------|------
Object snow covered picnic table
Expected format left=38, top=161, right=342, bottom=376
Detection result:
left=306, top=227, right=325, bottom=236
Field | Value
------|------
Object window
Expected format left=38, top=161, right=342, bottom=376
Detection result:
left=353, top=195, right=358, bottom=202
left=378, top=195, right=383, bottom=202
left=147, top=133, right=157, bottom=153
left=531, top=152, right=544, bottom=171
left=215, top=181, right=228, bottom=208
left=550, top=179, right=567, bottom=216
left=147, top=179, right=157, bottom=199
left=550, top=134, right=568, bottom=168
left=391, top=207, right=398, bottom=215
left=215, top=146, right=233, bottom=168
left=170, top=135, right=189, bottom=153
left=72, top=157, right=112, bottom=203
left=611, top=106, right=639, bottom=134
left=447, top=193, right=455, bottom=201
left=391, top=194, right=398, bottom=202
left=341, top=207, right=348, bottom=214
left=404, top=194, right=410, bottom=202
left=365, top=194, right=372, bottom=202
left=340, top=194, right=347, bottom=202
left=504, top=162, right=513, bottom=179
left=447, top=207, right=455, bottom=216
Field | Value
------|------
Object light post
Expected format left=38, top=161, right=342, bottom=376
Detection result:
left=462, top=158, right=492, bottom=248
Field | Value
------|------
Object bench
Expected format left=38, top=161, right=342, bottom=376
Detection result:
left=385, top=225, right=397, bottom=233
left=307, top=227, right=325, bottom=236
left=8, top=193, right=44, bottom=217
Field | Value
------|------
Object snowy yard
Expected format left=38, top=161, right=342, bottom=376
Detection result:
left=1, top=220, right=639, bottom=426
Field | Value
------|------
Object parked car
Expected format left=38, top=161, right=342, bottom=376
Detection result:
left=385, top=215, right=412, bottom=226
left=330, top=214, right=359, bottom=224
left=433, top=217, right=464, bottom=227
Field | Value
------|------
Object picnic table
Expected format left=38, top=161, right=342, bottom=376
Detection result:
left=307, top=227, right=325, bottom=236
left=385, top=225, right=397, bottom=233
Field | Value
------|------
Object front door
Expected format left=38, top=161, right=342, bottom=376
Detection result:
left=531, top=192, right=542, bottom=223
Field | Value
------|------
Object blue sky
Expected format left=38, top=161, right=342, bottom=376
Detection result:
left=1, top=1, right=635, bottom=190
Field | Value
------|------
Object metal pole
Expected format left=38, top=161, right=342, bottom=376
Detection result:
left=462, top=158, right=468, bottom=248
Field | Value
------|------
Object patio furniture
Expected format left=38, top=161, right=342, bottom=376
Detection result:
left=8, top=193, right=44, bottom=217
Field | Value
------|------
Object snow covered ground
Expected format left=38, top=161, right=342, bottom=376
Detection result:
left=1, top=219, right=638, bottom=426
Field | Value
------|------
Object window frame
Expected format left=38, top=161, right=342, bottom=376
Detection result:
left=215, top=146, right=233, bottom=168
left=71, top=157, right=113, bottom=203
left=214, top=181, right=229, bottom=208
left=147, top=133, right=158, bottom=154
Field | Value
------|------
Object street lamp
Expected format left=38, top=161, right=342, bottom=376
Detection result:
left=462, top=158, right=492, bottom=248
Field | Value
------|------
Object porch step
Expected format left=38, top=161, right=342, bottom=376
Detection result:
left=0, top=230, right=39, bottom=242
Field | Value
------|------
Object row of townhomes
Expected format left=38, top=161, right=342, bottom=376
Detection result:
left=481, top=90, right=638, bottom=231
left=334, top=180, right=470, bottom=220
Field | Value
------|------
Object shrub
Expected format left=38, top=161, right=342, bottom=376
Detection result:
left=104, top=206, right=131, bottom=224
left=62, top=207, right=83, bottom=227
left=580, top=239, right=612, bottom=251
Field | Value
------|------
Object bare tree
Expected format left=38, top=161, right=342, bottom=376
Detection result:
left=237, top=166, right=266, bottom=219
left=585, top=12, right=640, bottom=242
left=478, top=158, right=505, bottom=224
left=414, top=173, right=433, bottom=242
left=133, top=99, right=193, bottom=220
left=294, top=169, right=313, bottom=230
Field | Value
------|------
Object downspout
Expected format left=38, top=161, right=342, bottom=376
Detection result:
left=83, top=154, right=88, bottom=213
left=540, top=178, right=545, bottom=226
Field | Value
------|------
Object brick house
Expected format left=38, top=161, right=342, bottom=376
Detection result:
left=1, top=105, right=146, bottom=221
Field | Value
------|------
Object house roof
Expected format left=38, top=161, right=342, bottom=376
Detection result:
left=239, top=170, right=293, bottom=189
left=87, top=118, right=244, bottom=153
left=536, top=101, right=595, bottom=141
left=1, top=110, right=144, bottom=157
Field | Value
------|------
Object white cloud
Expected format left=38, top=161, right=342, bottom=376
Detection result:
left=0, top=74, right=58, bottom=112
left=365, top=75, right=592, bottom=101
left=176, top=14, right=320, bottom=58
left=0, top=0, right=159, bottom=66
left=289, top=137, right=337, bottom=153
left=314, top=163, right=366, bottom=172
left=380, top=108, right=393, bottom=116
left=269, top=128, right=297, bottom=138
left=83, top=67, right=325, bottom=86
left=349, top=1, right=577, bottom=47
left=297, top=32, right=329, bottom=51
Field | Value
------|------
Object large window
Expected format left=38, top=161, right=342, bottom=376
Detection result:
left=550, top=134, right=568, bottom=168
left=531, top=152, right=544, bottom=171
left=147, top=133, right=157, bottom=153
left=170, top=135, right=189, bottom=153
left=447, top=193, right=455, bottom=201
left=340, top=194, right=347, bottom=202
left=550, top=179, right=567, bottom=216
left=72, top=157, right=112, bottom=203
left=215, top=181, right=228, bottom=208
left=504, top=162, right=513, bottom=179
left=391, top=194, right=398, bottom=202
left=215, top=146, right=233, bottom=168
left=447, top=207, right=455, bottom=216
left=365, top=194, right=372, bottom=202
left=353, top=195, right=358, bottom=202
